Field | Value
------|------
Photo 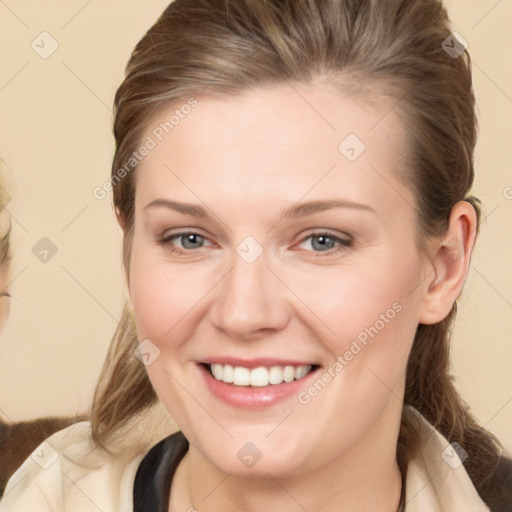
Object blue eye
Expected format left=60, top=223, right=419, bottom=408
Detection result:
left=157, top=231, right=212, bottom=253
left=297, top=232, right=353, bottom=256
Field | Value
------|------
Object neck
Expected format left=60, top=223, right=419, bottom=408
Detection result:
left=169, top=409, right=404, bottom=512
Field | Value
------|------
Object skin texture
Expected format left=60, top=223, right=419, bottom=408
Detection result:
left=124, top=82, right=476, bottom=512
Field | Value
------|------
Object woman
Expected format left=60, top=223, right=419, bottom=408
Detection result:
left=1, top=0, right=510, bottom=510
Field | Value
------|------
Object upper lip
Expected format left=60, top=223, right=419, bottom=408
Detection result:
left=198, top=357, right=318, bottom=369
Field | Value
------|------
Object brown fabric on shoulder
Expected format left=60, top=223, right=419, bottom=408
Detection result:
left=0, top=414, right=88, bottom=498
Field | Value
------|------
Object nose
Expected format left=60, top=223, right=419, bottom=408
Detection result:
left=208, top=247, right=290, bottom=341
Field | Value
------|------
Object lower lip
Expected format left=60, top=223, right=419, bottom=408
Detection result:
left=198, top=364, right=318, bottom=409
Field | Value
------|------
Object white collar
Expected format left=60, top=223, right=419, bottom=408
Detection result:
left=403, top=406, right=490, bottom=511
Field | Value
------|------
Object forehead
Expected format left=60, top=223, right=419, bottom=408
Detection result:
left=134, top=82, right=412, bottom=216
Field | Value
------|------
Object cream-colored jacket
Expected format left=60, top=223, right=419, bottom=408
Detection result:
left=0, top=404, right=491, bottom=511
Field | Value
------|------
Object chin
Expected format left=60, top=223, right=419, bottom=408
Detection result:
left=195, top=433, right=314, bottom=478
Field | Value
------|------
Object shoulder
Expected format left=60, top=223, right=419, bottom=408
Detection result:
left=403, top=406, right=512, bottom=512
left=0, top=420, right=150, bottom=512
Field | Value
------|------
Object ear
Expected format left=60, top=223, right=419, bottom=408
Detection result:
left=114, top=206, right=131, bottom=293
left=115, top=206, right=125, bottom=230
left=418, top=201, right=478, bottom=325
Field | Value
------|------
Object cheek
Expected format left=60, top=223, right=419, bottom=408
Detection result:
left=129, top=242, right=206, bottom=342
left=293, top=254, right=420, bottom=350
left=294, top=250, right=422, bottom=405
left=128, top=243, right=209, bottom=427
left=292, top=260, right=420, bottom=442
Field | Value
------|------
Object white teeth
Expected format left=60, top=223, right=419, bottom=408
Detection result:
left=283, top=366, right=295, bottom=383
left=211, top=363, right=223, bottom=380
left=268, top=366, right=283, bottom=385
left=222, top=364, right=234, bottom=383
left=209, top=363, right=313, bottom=386
left=295, top=366, right=309, bottom=379
left=232, top=366, right=250, bottom=386
left=250, top=367, right=269, bottom=387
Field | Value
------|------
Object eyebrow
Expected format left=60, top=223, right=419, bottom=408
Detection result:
left=143, top=198, right=376, bottom=221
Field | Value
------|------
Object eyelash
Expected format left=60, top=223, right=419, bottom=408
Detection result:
left=156, top=230, right=353, bottom=257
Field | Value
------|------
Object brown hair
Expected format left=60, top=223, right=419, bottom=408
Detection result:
left=87, top=0, right=505, bottom=507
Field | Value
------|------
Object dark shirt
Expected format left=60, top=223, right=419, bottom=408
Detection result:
left=133, top=431, right=189, bottom=512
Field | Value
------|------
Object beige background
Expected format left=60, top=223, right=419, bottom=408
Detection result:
left=0, top=0, right=511, bottom=452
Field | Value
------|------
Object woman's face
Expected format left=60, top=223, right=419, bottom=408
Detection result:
left=128, top=83, right=430, bottom=477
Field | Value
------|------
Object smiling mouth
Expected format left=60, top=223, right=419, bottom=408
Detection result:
left=201, top=363, right=319, bottom=387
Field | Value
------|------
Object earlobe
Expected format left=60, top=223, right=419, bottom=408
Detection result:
left=418, top=201, right=478, bottom=324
